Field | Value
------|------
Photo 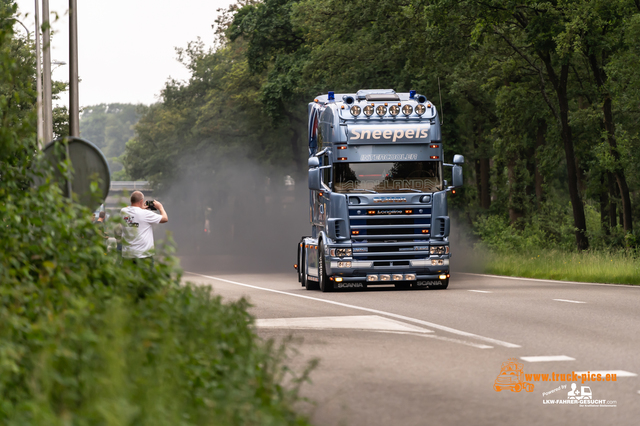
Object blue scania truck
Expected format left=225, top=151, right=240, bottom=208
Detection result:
left=295, top=89, right=464, bottom=291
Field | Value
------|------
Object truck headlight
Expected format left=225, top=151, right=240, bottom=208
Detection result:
left=337, top=261, right=352, bottom=268
left=350, top=105, right=361, bottom=116
left=330, top=248, right=352, bottom=257
left=430, top=246, right=449, bottom=255
left=363, top=105, right=374, bottom=116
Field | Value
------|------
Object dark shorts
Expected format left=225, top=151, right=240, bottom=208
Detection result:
left=123, top=256, right=154, bottom=268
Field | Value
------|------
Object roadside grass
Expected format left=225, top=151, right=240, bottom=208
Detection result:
left=484, top=250, right=640, bottom=285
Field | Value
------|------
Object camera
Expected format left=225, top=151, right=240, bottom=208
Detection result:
left=145, top=200, right=157, bottom=211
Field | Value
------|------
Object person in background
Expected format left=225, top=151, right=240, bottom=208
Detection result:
left=120, top=191, right=168, bottom=267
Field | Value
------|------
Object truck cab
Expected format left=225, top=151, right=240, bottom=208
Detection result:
left=296, top=89, right=464, bottom=292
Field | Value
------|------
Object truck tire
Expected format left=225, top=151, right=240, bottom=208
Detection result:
left=318, top=242, right=332, bottom=292
left=302, top=248, right=318, bottom=290
left=297, top=243, right=303, bottom=284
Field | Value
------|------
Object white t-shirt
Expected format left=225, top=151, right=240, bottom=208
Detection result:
left=120, top=206, right=162, bottom=258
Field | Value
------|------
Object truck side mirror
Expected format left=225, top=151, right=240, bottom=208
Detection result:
left=308, top=157, right=320, bottom=168
left=453, top=154, right=464, bottom=165
left=309, top=168, right=322, bottom=191
left=452, top=165, right=463, bottom=187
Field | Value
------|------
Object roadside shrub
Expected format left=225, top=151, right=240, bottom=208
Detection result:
left=0, top=15, right=310, bottom=426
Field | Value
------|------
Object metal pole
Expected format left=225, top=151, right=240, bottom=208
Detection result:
left=41, top=0, right=53, bottom=143
left=34, top=0, right=43, bottom=148
left=69, top=0, right=79, bottom=137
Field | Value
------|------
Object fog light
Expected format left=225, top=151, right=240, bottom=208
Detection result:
left=338, top=261, right=352, bottom=268
left=392, top=274, right=403, bottom=281
left=367, top=275, right=379, bottom=282
left=405, top=274, right=416, bottom=280
left=431, top=259, right=444, bottom=266
left=439, top=274, right=447, bottom=280
left=380, top=274, right=391, bottom=281
left=335, top=277, right=343, bottom=282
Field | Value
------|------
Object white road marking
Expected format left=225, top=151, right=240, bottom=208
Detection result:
left=459, top=272, right=640, bottom=288
left=186, top=272, right=522, bottom=348
left=468, top=290, right=492, bottom=293
left=521, top=355, right=575, bottom=362
left=256, top=315, right=434, bottom=334
left=376, top=331, right=493, bottom=349
left=553, top=299, right=586, bottom=304
left=573, top=370, right=637, bottom=377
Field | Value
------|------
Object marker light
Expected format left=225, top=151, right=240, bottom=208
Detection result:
left=363, top=105, right=374, bottom=116
left=415, top=104, right=426, bottom=115
left=389, top=105, right=400, bottom=116
left=337, top=145, right=347, bottom=150
left=350, top=105, right=362, bottom=116
left=430, top=144, right=439, bottom=148
left=402, top=105, right=413, bottom=116
left=338, top=157, right=347, bottom=161
left=430, top=156, right=439, bottom=159
left=376, top=105, right=387, bottom=116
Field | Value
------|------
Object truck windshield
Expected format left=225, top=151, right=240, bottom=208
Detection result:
left=333, top=161, right=442, bottom=193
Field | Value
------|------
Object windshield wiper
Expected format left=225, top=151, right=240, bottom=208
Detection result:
left=397, top=188, right=423, bottom=193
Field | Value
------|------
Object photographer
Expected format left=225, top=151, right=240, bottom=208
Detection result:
left=120, top=191, right=168, bottom=267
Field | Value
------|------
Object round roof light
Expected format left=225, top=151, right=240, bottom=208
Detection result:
left=402, top=104, right=413, bottom=116
left=363, top=105, right=374, bottom=117
left=350, top=105, right=362, bottom=117
left=389, top=105, right=400, bottom=116
left=415, top=104, right=426, bottom=116
left=376, top=105, right=387, bottom=116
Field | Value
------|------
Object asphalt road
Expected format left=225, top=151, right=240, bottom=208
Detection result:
left=182, top=268, right=640, bottom=426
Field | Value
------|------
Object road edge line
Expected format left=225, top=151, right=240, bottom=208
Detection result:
left=457, top=272, right=640, bottom=288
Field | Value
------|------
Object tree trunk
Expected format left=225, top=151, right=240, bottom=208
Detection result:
left=534, top=119, right=546, bottom=205
left=475, top=158, right=482, bottom=206
left=541, top=59, right=588, bottom=250
left=599, top=174, right=609, bottom=235
left=608, top=173, right=617, bottom=229
left=587, top=52, right=633, bottom=233
left=480, top=158, right=491, bottom=209
left=603, top=96, right=633, bottom=232
left=507, top=157, right=524, bottom=224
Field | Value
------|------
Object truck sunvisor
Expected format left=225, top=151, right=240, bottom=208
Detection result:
left=365, top=94, right=400, bottom=101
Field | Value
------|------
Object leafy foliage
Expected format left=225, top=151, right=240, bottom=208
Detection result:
left=0, top=9, right=312, bottom=424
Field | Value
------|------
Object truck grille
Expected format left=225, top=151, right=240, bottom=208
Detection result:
left=348, top=206, right=431, bottom=264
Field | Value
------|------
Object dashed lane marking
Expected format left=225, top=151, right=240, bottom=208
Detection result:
left=521, top=355, right=576, bottom=362
left=468, top=290, right=492, bottom=293
left=553, top=299, right=586, bottom=304
left=573, top=370, right=637, bottom=377
left=186, top=272, right=522, bottom=348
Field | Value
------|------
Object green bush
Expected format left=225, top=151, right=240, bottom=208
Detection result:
left=0, top=14, right=310, bottom=426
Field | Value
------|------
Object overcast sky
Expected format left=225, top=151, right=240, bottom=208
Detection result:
left=15, top=0, right=236, bottom=108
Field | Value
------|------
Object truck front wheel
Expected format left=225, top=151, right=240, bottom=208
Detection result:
left=318, top=242, right=332, bottom=292
left=303, top=248, right=319, bottom=291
